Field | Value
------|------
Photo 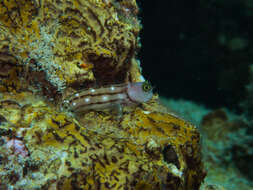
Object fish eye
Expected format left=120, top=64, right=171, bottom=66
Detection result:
left=142, top=81, right=152, bottom=92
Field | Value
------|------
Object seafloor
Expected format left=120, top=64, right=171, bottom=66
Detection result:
left=160, top=97, right=253, bottom=190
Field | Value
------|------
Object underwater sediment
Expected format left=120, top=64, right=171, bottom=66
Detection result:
left=0, top=0, right=205, bottom=189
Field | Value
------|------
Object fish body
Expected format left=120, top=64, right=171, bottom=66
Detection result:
left=62, top=82, right=153, bottom=112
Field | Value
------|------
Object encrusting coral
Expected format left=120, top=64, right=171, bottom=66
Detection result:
left=0, top=0, right=206, bottom=189
left=0, top=0, right=142, bottom=94
left=0, top=92, right=205, bottom=189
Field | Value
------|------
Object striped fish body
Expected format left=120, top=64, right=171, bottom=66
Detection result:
left=62, top=82, right=153, bottom=113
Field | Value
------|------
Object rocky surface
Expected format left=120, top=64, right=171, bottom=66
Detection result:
left=0, top=0, right=205, bottom=189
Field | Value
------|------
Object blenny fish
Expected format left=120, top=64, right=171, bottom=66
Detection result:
left=62, top=81, right=153, bottom=112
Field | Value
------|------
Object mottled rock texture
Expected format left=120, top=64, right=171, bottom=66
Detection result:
left=0, top=0, right=205, bottom=189
left=0, top=0, right=142, bottom=94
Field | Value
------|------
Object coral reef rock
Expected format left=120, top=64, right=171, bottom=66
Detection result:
left=0, top=93, right=205, bottom=190
left=0, top=0, right=205, bottom=189
left=0, top=0, right=142, bottom=94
